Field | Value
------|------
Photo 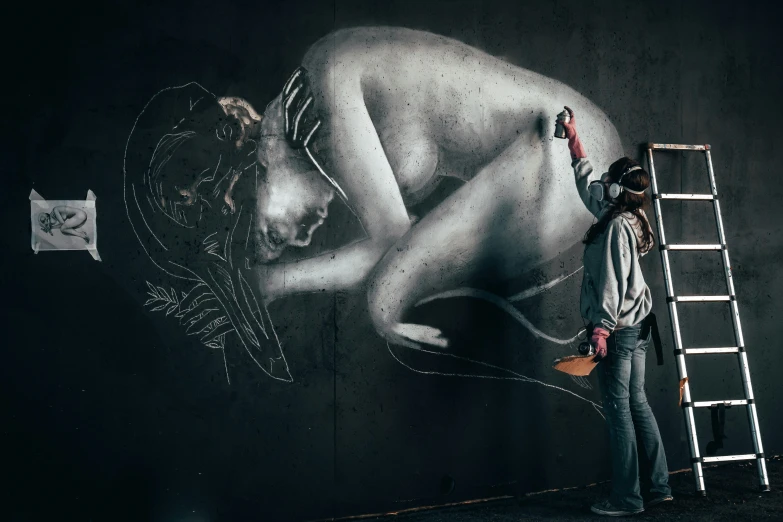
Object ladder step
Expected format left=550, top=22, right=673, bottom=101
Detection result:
left=648, top=143, right=710, bottom=151
left=654, top=193, right=715, bottom=200
left=682, top=347, right=740, bottom=355
left=668, top=295, right=734, bottom=303
left=661, top=244, right=725, bottom=251
left=693, top=400, right=749, bottom=408
left=703, top=454, right=757, bottom=463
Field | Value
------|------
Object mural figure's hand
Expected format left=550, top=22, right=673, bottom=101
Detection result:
left=591, top=327, right=611, bottom=361
left=560, top=106, right=587, bottom=160
left=283, top=67, right=322, bottom=150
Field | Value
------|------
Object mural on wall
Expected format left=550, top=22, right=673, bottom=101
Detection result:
left=30, top=189, right=101, bottom=261
left=123, top=27, right=623, bottom=406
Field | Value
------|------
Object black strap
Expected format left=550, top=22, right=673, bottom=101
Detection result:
left=706, top=403, right=726, bottom=456
left=641, top=313, right=664, bottom=365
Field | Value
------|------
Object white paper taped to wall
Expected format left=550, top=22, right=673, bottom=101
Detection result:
left=29, top=189, right=102, bottom=261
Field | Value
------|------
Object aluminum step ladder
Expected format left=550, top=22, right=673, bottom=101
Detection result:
left=646, top=143, right=770, bottom=495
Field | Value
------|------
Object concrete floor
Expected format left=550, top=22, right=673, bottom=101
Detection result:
left=361, top=456, right=781, bottom=521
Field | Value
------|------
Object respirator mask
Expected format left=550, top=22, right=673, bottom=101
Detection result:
left=589, top=165, right=646, bottom=201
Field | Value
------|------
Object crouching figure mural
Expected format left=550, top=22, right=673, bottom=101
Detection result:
left=124, top=27, right=623, bottom=385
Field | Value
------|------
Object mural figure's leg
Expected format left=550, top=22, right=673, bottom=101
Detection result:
left=60, top=215, right=89, bottom=242
left=367, top=133, right=560, bottom=349
left=60, top=227, right=89, bottom=242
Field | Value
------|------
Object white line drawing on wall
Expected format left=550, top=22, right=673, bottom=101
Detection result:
left=30, top=189, right=101, bottom=261
left=143, top=281, right=234, bottom=383
left=387, top=342, right=603, bottom=417
left=124, top=80, right=292, bottom=382
left=124, top=27, right=623, bottom=407
left=409, top=265, right=597, bottom=392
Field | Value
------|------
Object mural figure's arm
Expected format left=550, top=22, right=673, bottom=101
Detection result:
left=261, top=237, right=400, bottom=304
left=51, top=207, right=66, bottom=226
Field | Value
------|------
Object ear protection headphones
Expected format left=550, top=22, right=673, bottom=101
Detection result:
left=609, top=165, right=645, bottom=198
left=589, top=165, right=646, bottom=201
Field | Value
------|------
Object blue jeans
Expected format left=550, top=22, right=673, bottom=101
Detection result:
left=597, top=322, right=671, bottom=510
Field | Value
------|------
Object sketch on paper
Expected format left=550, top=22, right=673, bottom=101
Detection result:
left=30, top=189, right=101, bottom=261
left=124, top=27, right=623, bottom=408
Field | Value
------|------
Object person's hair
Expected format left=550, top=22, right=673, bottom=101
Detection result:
left=583, top=157, right=654, bottom=254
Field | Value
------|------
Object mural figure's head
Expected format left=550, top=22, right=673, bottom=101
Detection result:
left=247, top=93, right=335, bottom=262
left=126, top=83, right=336, bottom=269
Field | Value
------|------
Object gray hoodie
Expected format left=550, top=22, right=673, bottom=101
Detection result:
left=573, top=158, right=653, bottom=332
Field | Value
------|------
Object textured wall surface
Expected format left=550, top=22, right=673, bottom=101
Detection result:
left=2, top=1, right=782, bottom=521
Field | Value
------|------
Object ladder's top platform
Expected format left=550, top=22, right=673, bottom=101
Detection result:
left=648, top=143, right=710, bottom=151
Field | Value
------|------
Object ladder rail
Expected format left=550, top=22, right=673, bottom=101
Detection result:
left=704, top=150, right=768, bottom=489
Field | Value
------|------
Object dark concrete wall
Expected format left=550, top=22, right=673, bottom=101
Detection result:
left=2, top=1, right=782, bottom=520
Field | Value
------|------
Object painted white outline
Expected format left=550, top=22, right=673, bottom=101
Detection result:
left=508, top=267, right=583, bottom=302
left=125, top=82, right=293, bottom=384
left=386, top=342, right=604, bottom=419
left=416, top=287, right=581, bottom=345
left=400, top=271, right=601, bottom=406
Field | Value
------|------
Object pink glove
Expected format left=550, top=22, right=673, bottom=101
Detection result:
left=591, top=327, right=611, bottom=360
left=560, top=106, right=587, bottom=160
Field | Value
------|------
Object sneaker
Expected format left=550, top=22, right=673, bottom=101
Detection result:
left=645, top=494, right=673, bottom=508
left=590, top=500, right=644, bottom=516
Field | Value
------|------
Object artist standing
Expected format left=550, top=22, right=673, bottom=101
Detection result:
left=559, top=107, right=673, bottom=516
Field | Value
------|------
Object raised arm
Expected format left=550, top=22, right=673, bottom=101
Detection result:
left=573, top=157, right=605, bottom=218
left=559, top=106, right=606, bottom=218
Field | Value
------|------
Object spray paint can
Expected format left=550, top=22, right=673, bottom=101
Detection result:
left=554, top=109, right=570, bottom=139
left=578, top=341, right=595, bottom=356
